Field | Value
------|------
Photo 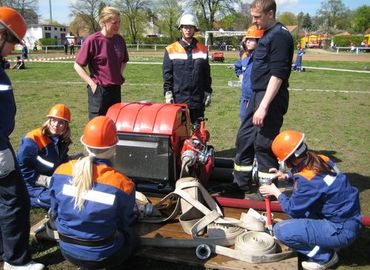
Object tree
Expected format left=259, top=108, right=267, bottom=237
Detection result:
left=278, top=11, right=296, bottom=26
left=185, top=0, right=239, bottom=45
left=70, top=0, right=107, bottom=34
left=351, top=5, right=370, bottom=33
left=302, top=13, right=313, bottom=30
left=226, top=1, right=251, bottom=31
left=114, top=0, right=149, bottom=44
left=0, top=0, right=38, bottom=16
left=154, top=0, right=182, bottom=40
left=69, top=16, right=91, bottom=37
left=317, top=0, right=351, bottom=32
left=296, top=11, right=304, bottom=40
left=1, top=0, right=39, bottom=23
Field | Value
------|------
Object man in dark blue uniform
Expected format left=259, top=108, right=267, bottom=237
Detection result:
left=0, top=7, right=44, bottom=270
left=232, top=0, right=294, bottom=194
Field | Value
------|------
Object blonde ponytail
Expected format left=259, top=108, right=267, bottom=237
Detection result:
left=71, top=156, right=94, bottom=211
left=71, top=145, right=116, bottom=211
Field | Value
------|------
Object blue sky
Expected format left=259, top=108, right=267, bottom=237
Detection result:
left=38, top=0, right=369, bottom=25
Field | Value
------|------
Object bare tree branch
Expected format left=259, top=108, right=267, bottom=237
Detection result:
left=114, top=0, right=149, bottom=43
left=70, top=0, right=108, bottom=33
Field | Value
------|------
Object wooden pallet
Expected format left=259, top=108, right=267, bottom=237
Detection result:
left=134, top=198, right=297, bottom=270
left=30, top=197, right=297, bottom=270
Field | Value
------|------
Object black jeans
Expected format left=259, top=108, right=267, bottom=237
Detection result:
left=87, top=85, right=121, bottom=120
left=189, top=107, right=205, bottom=125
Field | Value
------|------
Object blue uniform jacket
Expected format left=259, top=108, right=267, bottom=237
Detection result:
left=17, top=127, right=69, bottom=208
left=0, top=65, right=16, bottom=151
left=50, top=159, right=136, bottom=261
left=163, top=38, right=212, bottom=109
left=278, top=156, right=361, bottom=225
left=234, top=54, right=253, bottom=100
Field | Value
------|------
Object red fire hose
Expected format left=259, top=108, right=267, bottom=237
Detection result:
left=214, top=196, right=370, bottom=227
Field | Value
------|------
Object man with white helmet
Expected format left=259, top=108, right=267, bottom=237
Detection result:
left=0, top=6, right=44, bottom=270
left=163, top=12, right=212, bottom=124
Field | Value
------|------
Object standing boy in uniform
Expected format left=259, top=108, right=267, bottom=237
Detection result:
left=0, top=7, right=44, bottom=270
left=163, top=12, right=212, bottom=124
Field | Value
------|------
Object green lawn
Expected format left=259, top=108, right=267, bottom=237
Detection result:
left=6, top=56, right=370, bottom=269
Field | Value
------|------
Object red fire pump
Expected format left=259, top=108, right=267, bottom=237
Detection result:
left=106, top=102, right=214, bottom=193
left=180, top=119, right=214, bottom=186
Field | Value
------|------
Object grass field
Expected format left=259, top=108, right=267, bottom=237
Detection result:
left=4, top=49, right=370, bottom=269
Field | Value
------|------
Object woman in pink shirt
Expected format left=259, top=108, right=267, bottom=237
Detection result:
left=74, top=6, right=129, bottom=119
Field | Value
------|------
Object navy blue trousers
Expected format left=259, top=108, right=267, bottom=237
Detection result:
left=274, top=218, right=361, bottom=263
left=233, top=90, right=288, bottom=187
left=0, top=145, right=31, bottom=265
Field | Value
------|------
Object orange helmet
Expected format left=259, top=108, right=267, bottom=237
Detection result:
left=272, top=130, right=306, bottom=162
left=0, top=7, right=27, bottom=43
left=244, top=25, right=264, bottom=39
left=81, top=116, right=118, bottom=149
left=47, top=104, right=71, bottom=122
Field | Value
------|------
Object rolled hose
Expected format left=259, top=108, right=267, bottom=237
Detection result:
left=213, top=196, right=370, bottom=227
left=195, top=232, right=293, bottom=263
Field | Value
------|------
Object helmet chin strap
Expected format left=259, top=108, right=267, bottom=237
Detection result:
left=0, top=30, right=11, bottom=58
left=0, top=37, right=6, bottom=57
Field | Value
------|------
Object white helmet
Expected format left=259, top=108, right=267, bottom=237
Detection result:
left=178, top=13, right=199, bottom=31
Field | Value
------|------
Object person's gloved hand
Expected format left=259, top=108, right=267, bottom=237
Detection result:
left=204, top=92, right=211, bottom=107
left=165, top=91, right=174, bottom=104
left=35, top=175, right=52, bottom=187
left=0, top=148, right=15, bottom=178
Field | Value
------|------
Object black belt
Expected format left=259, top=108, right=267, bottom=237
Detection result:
left=58, top=231, right=117, bottom=247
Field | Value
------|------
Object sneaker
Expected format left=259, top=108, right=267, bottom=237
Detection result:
left=3, top=261, right=44, bottom=270
left=301, top=252, right=339, bottom=270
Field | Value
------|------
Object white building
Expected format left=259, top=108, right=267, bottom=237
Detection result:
left=24, top=24, right=68, bottom=48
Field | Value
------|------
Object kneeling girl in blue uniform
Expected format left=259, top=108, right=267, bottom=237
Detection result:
left=50, top=116, right=139, bottom=270
left=259, top=130, right=362, bottom=270
left=17, top=104, right=72, bottom=209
